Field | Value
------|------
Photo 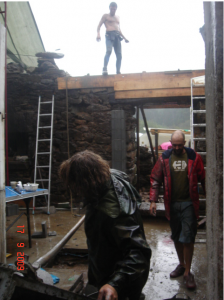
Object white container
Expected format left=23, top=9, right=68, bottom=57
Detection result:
left=10, top=181, right=17, bottom=189
left=23, top=183, right=39, bottom=192
left=14, top=181, right=23, bottom=193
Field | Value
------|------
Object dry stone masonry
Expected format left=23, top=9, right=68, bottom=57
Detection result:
left=7, top=54, right=138, bottom=204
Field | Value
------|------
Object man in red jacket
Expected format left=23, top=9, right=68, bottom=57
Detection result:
left=149, top=130, right=205, bottom=290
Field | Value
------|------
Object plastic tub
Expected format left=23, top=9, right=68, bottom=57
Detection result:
left=23, top=183, right=39, bottom=192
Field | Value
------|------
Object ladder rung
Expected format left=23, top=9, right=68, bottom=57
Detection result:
left=199, top=198, right=206, bottom=201
left=36, top=179, right=49, bottom=182
left=36, top=166, right=50, bottom=168
left=193, top=138, right=206, bottom=140
left=39, top=114, right=52, bottom=116
left=192, top=97, right=206, bottom=99
left=37, top=152, right=50, bottom=155
left=40, top=101, right=52, bottom=104
left=193, top=124, right=206, bottom=127
left=38, top=126, right=51, bottom=129
left=38, top=139, right=51, bottom=141
left=193, top=110, right=206, bottom=113
left=197, top=152, right=207, bottom=155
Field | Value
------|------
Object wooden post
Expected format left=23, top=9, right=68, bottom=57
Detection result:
left=0, top=23, right=6, bottom=263
left=140, top=106, right=156, bottom=165
left=136, top=106, right=140, bottom=191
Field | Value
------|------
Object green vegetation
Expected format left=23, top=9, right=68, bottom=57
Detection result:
left=139, top=108, right=190, bottom=133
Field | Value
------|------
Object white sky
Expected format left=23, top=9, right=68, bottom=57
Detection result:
left=29, top=0, right=205, bottom=76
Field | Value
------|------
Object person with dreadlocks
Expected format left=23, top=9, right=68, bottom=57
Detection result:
left=59, top=150, right=151, bottom=300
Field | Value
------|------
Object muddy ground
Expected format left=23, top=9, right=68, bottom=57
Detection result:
left=6, top=210, right=206, bottom=300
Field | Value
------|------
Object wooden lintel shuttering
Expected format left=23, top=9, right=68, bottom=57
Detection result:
left=115, top=87, right=205, bottom=99
left=57, top=69, right=205, bottom=107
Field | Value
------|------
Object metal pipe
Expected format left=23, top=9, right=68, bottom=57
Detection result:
left=32, top=215, right=85, bottom=269
left=25, top=199, right=32, bottom=248
left=136, top=106, right=140, bottom=191
left=140, top=106, right=156, bottom=165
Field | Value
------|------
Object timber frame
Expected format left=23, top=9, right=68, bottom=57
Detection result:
left=57, top=69, right=205, bottom=190
left=57, top=69, right=205, bottom=109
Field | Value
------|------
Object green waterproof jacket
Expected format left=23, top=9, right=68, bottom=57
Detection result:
left=84, top=169, right=151, bottom=297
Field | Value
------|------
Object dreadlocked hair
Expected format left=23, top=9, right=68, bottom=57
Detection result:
left=59, top=150, right=110, bottom=197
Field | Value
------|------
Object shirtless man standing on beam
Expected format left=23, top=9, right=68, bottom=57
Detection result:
left=97, top=2, right=129, bottom=75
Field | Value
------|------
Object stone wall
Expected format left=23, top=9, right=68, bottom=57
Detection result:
left=7, top=59, right=137, bottom=204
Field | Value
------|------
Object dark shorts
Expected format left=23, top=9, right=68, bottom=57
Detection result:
left=170, top=201, right=197, bottom=243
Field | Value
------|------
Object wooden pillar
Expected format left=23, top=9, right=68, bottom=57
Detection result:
left=0, top=23, right=6, bottom=263
left=204, top=2, right=223, bottom=299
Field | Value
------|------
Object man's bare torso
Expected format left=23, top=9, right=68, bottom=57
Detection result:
left=103, top=14, right=120, bottom=32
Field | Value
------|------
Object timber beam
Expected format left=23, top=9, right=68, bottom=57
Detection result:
left=110, top=96, right=192, bottom=108
left=57, top=70, right=205, bottom=90
left=57, top=69, right=205, bottom=107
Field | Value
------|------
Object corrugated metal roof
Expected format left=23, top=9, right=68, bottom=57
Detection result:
left=0, top=2, right=45, bottom=68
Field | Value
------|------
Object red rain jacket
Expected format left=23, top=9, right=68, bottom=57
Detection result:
left=150, top=147, right=206, bottom=220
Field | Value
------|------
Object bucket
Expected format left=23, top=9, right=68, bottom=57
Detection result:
left=164, top=293, right=191, bottom=300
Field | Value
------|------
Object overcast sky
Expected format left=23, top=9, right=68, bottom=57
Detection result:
left=29, top=0, right=205, bottom=77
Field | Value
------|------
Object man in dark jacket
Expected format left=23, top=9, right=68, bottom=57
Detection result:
left=149, top=130, right=205, bottom=290
left=59, top=150, right=151, bottom=300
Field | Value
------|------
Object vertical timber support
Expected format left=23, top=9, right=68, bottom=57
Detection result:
left=140, top=106, right=156, bottom=165
left=155, top=130, right=159, bottom=159
left=111, top=110, right=126, bottom=172
left=0, top=23, right=6, bottom=263
left=204, top=2, right=223, bottom=299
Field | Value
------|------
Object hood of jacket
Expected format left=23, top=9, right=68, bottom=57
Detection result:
left=95, top=169, right=142, bottom=218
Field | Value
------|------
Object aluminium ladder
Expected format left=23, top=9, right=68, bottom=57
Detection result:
left=190, top=76, right=206, bottom=155
left=190, top=76, right=206, bottom=220
left=33, top=95, right=54, bottom=214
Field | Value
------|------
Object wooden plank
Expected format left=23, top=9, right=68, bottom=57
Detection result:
left=57, top=70, right=205, bottom=90
left=143, top=103, right=191, bottom=109
left=114, top=77, right=193, bottom=91
left=150, top=129, right=191, bottom=135
left=113, top=96, right=191, bottom=108
left=195, top=239, right=206, bottom=243
left=115, top=87, right=205, bottom=99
